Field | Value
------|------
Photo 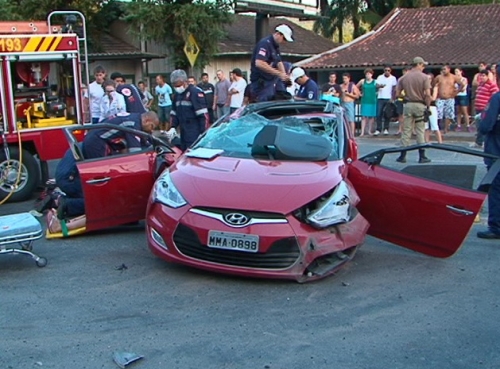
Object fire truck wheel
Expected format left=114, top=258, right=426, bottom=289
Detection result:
left=0, top=147, right=39, bottom=202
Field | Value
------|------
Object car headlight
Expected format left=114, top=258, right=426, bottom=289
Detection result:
left=152, top=171, right=187, bottom=208
left=306, top=180, right=350, bottom=228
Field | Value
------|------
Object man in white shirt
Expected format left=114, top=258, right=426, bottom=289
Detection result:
left=86, top=65, right=106, bottom=123
left=375, top=65, right=397, bottom=135
left=228, top=68, right=247, bottom=113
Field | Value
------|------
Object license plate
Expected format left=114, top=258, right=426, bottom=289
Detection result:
left=207, top=231, right=259, bottom=253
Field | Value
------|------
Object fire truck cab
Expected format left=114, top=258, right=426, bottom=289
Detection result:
left=0, top=11, right=89, bottom=202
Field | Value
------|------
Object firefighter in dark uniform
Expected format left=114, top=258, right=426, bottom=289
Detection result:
left=166, top=69, right=208, bottom=151
left=110, top=72, right=147, bottom=114
left=250, top=24, right=293, bottom=102
left=477, top=64, right=500, bottom=239
left=54, top=149, right=85, bottom=218
left=53, top=112, right=158, bottom=219
left=82, top=111, right=158, bottom=159
left=291, top=67, right=319, bottom=101
left=197, top=73, right=215, bottom=124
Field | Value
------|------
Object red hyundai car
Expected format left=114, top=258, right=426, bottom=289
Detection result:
left=65, top=100, right=494, bottom=282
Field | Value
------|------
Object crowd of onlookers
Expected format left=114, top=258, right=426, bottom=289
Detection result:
left=89, top=60, right=498, bottom=147
left=300, top=62, right=498, bottom=146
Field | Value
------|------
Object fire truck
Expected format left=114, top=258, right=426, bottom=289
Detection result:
left=0, top=11, right=89, bottom=202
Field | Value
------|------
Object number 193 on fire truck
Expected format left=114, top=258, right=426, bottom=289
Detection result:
left=0, top=11, right=90, bottom=202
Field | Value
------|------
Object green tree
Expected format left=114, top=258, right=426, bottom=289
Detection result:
left=315, top=0, right=362, bottom=43
left=0, top=0, right=123, bottom=52
left=318, top=0, right=495, bottom=43
left=123, top=0, right=234, bottom=69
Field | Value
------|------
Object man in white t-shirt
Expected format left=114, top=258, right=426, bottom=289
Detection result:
left=86, top=65, right=106, bottom=123
left=228, top=68, right=247, bottom=113
left=375, top=65, right=397, bottom=135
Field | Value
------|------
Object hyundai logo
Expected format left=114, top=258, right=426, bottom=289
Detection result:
left=224, top=212, right=250, bottom=226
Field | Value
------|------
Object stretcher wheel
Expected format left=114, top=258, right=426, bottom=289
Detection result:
left=36, top=257, right=47, bottom=268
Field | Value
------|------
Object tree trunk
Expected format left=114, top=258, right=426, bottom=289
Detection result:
left=319, top=0, right=329, bottom=16
left=338, top=23, right=344, bottom=43
left=352, top=13, right=361, bottom=38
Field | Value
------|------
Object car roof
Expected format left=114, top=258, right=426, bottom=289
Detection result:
left=244, top=100, right=329, bottom=113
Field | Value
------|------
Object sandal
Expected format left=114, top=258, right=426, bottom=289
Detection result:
left=46, top=209, right=69, bottom=236
left=46, top=209, right=61, bottom=233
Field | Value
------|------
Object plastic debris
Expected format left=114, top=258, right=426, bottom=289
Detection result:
left=113, top=352, right=143, bottom=368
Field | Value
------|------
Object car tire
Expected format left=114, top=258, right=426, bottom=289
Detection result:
left=0, top=147, right=39, bottom=202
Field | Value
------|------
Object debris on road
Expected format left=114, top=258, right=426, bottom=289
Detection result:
left=113, top=352, right=143, bottom=368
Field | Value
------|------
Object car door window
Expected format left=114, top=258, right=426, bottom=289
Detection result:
left=360, top=143, right=497, bottom=192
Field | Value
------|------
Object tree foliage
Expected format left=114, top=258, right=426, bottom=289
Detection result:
left=316, top=0, right=495, bottom=43
left=0, top=0, right=124, bottom=52
left=123, top=0, right=234, bottom=69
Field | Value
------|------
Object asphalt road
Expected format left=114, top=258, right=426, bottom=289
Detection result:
left=1, top=138, right=499, bottom=369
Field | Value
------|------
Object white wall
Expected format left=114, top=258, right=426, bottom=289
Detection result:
left=204, top=56, right=252, bottom=83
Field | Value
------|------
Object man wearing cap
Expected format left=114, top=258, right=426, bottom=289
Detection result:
left=477, top=64, right=500, bottom=239
left=395, top=57, right=432, bottom=163
left=228, top=68, right=247, bottom=113
left=291, top=67, right=319, bottom=101
left=250, top=24, right=293, bottom=102
left=110, top=72, right=147, bottom=114
left=166, top=69, right=208, bottom=151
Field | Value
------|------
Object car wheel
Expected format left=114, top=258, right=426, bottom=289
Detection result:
left=0, top=147, right=39, bottom=202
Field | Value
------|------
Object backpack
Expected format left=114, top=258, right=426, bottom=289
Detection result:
left=383, top=102, right=398, bottom=120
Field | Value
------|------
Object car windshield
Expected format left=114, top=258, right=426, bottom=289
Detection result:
left=191, top=113, right=342, bottom=161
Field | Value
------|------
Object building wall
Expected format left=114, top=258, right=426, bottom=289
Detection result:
left=204, top=56, right=251, bottom=83
left=88, top=60, right=142, bottom=84
left=109, top=20, right=173, bottom=77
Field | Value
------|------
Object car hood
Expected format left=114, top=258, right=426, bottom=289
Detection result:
left=170, top=156, right=345, bottom=214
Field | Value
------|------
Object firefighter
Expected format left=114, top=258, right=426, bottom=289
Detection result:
left=54, top=149, right=85, bottom=219
left=82, top=111, right=158, bottom=159
left=249, top=24, right=293, bottom=102
left=110, top=72, right=147, bottom=114
left=166, top=69, right=208, bottom=151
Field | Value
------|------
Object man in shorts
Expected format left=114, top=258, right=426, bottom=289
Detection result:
left=434, top=65, right=464, bottom=133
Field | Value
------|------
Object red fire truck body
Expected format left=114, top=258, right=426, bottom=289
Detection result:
left=0, top=12, right=88, bottom=201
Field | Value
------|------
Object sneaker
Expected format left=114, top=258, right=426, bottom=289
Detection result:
left=456, top=125, right=462, bottom=132
left=468, top=125, right=475, bottom=133
left=383, top=129, right=389, bottom=135
left=419, top=157, right=431, bottom=163
left=396, top=156, right=406, bottom=163
left=373, top=130, right=381, bottom=136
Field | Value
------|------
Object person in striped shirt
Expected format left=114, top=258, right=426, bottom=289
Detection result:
left=475, top=70, right=499, bottom=147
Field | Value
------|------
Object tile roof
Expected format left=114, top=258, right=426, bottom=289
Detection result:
left=217, top=14, right=337, bottom=56
left=89, top=33, right=164, bottom=60
left=297, top=4, right=500, bottom=70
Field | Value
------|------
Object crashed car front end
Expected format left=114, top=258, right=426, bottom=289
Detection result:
left=147, top=172, right=368, bottom=282
left=146, top=111, right=368, bottom=282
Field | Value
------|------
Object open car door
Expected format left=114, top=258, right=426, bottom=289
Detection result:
left=64, top=124, right=180, bottom=232
left=348, top=143, right=498, bottom=258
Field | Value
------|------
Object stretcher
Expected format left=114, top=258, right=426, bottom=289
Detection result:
left=0, top=212, right=47, bottom=267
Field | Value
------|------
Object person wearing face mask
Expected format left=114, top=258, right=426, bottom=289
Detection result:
left=99, top=80, right=127, bottom=122
left=167, top=69, right=208, bottom=151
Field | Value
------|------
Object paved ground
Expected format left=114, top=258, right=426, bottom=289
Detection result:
left=1, top=139, right=499, bottom=369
